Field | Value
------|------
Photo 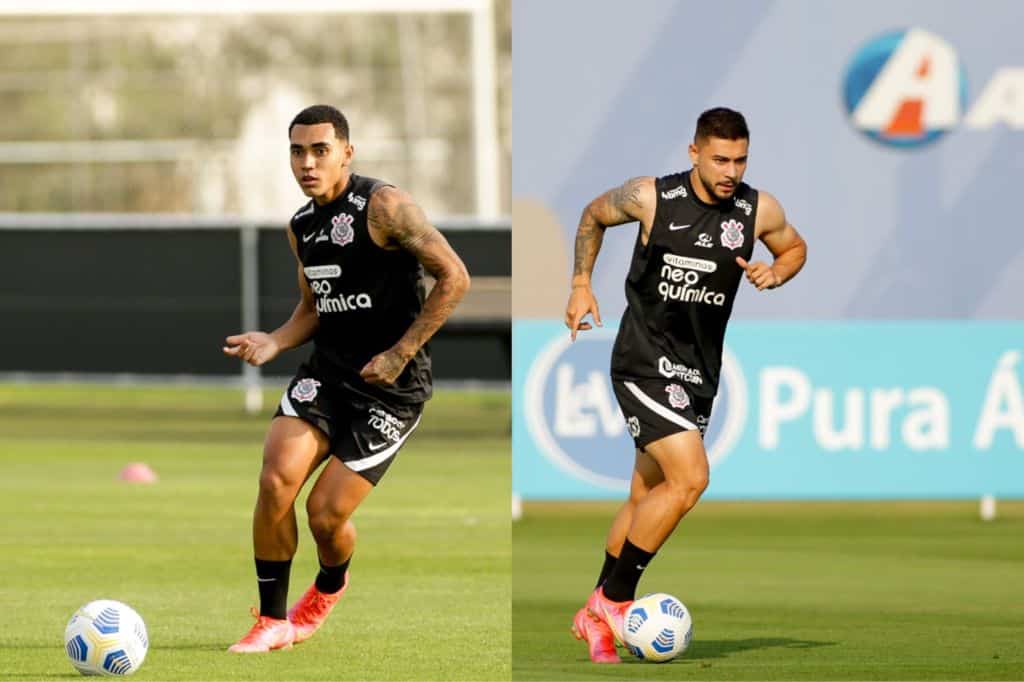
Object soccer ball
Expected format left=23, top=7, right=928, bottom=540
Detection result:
left=64, top=600, right=149, bottom=676
left=623, top=592, right=693, bottom=662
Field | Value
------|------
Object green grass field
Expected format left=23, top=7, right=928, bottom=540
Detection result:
left=0, top=383, right=510, bottom=681
left=513, top=500, right=1024, bottom=680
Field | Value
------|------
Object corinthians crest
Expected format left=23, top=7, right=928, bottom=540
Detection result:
left=720, top=219, right=744, bottom=250
left=290, top=378, right=321, bottom=403
left=626, top=416, right=641, bottom=438
left=330, top=213, right=355, bottom=247
left=665, top=384, right=690, bottom=410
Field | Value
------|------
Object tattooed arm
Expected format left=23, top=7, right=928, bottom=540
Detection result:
left=361, top=185, right=471, bottom=385
left=565, top=176, right=655, bottom=340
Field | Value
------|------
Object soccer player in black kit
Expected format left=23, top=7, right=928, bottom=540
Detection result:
left=223, top=105, right=470, bottom=652
left=565, top=108, right=807, bottom=663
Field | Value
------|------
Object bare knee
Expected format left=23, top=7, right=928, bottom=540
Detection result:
left=257, top=466, right=301, bottom=508
left=307, top=506, right=354, bottom=545
left=668, top=473, right=709, bottom=512
left=628, top=488, right=648, bottom=506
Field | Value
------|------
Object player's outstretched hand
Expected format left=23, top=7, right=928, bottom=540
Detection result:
left=223, top=332, right=280, bottom=367
left=736, top=257, right=780, bottom=291
left=565, top=286, right=603, bottom=342
left=360, top=348, right=409, bottom=386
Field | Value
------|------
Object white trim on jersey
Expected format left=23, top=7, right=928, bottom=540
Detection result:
left=622, top=381, right=698, bottom=431
left=279, top=392, right=299, bottom=417
left=293, top=202, right=314, bottom=220
left=346, top=415, right=422, bottom=472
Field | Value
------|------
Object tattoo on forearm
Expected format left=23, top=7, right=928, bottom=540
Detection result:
left=368, top=188, right=468, bottom=354
left=572, top=178, right=645, bottom=279
left=573, top=217, right=604, bottom=278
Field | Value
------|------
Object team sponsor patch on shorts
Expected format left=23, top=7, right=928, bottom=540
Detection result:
left=627, top=415, right=641, bottom=438
left=367, top=406, right=406, bottom=444
left=290, top=378, right=321, bottom=403
left=665, top=383, right=690, bottom=410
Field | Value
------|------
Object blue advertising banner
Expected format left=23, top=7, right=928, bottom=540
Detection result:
left=513, top=320, right=1024, bottom=500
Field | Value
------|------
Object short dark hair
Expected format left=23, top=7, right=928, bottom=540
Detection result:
left=289, top=104, right=350, bottom=140
left=695, top=107, right=749, bottom=143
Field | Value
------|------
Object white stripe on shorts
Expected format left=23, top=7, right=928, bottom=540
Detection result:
left=278, top=392, right=298, bottom=417
left=346, top=415, right=422, bottom=472
left=622, top=381, right=698, bottom=431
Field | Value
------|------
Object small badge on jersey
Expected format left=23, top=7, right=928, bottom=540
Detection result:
left=661, top=184, right=687, bottom=200
left=665, top=384, right=691, bottom=411
left=694, top=233, right=714, bottom=249
left=626, top=415, right=641, bottom=438
left=734, top=197, right=753, bottom=216
left=330, top=213, right=355, bottom=247
left=720, top=219, right=745, bottom=250
left=291, top=378, right=321, bottom=403
left=303, top=264, right=341, bottom=279
left=347, top=192, right=367, bottom=211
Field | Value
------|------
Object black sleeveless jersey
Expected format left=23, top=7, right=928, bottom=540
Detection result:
left=610, top=170, right=758, bottom=399
left=289, top=173, right=431, bottom=405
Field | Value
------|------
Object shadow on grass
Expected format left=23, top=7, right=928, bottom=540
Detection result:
left=617, top=637, right=837, bottom=665
left=557, top=637, right=837, bottom=670
left=691, top=637, right=836, bottom=659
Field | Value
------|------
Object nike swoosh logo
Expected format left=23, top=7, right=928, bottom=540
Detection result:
left=368, top=440, right=391, bottom=452
left=669, top=223, right=691, bottom=231
left=636, top=564, right=647, bottom=570
left=257, top=578, right=276, bottom=582
left=302, top=232, right=315, bottom=242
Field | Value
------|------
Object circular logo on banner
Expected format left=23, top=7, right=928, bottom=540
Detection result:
left=523, top=330, right=747, bottom=490
left=842, top=28, right=967, bottom=148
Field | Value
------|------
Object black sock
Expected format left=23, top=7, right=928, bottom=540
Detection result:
left=595, top=550, right=617, bottom=588
left=255, top=558, right=292, bottom=619
left=601, top=539, right=656, bottom=602
left=315, top=556, right=351, bottom=594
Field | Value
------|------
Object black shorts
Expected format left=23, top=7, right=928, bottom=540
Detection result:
left=274, top=365, right=423, bottom=485
left=611, top=377, right=712, bottom=450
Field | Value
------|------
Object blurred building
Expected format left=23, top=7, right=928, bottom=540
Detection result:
left=0, top=1, right=510, bottom=220
left=0, top=1, right=511, bottom=388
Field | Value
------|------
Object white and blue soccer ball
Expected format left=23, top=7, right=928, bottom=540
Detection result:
left=623, top=592, right=693, bottom=662
left=64, top=600, right=149, bottom=676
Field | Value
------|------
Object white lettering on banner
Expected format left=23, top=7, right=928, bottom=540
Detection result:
left=973, top=350, right=1024, bottom=448
left=553, top=364, right=624, bottom=438
left=759, top=367, right=811, bottom=449
left=813, top=389, right=865, bottom=450
left=759, top=367, right=950, bottom=451
left=870, top=388, right=904, bottom=449
left=964, top=69, right=1024, bottom=129
left=902, top=388, right=949, bottom=450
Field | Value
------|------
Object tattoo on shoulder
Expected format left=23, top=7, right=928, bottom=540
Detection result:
left=610, top=177, right=645, bottom=210
left=368, top=187, right=438, bottom=251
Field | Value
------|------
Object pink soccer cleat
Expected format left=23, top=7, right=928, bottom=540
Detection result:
left=287, top=573, right=349, bottom=643
left=586, top=587, right=632, bottom=647
left=571, top=605, right=621, bottom=663
left=227, top=611, right=295, bottom=653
